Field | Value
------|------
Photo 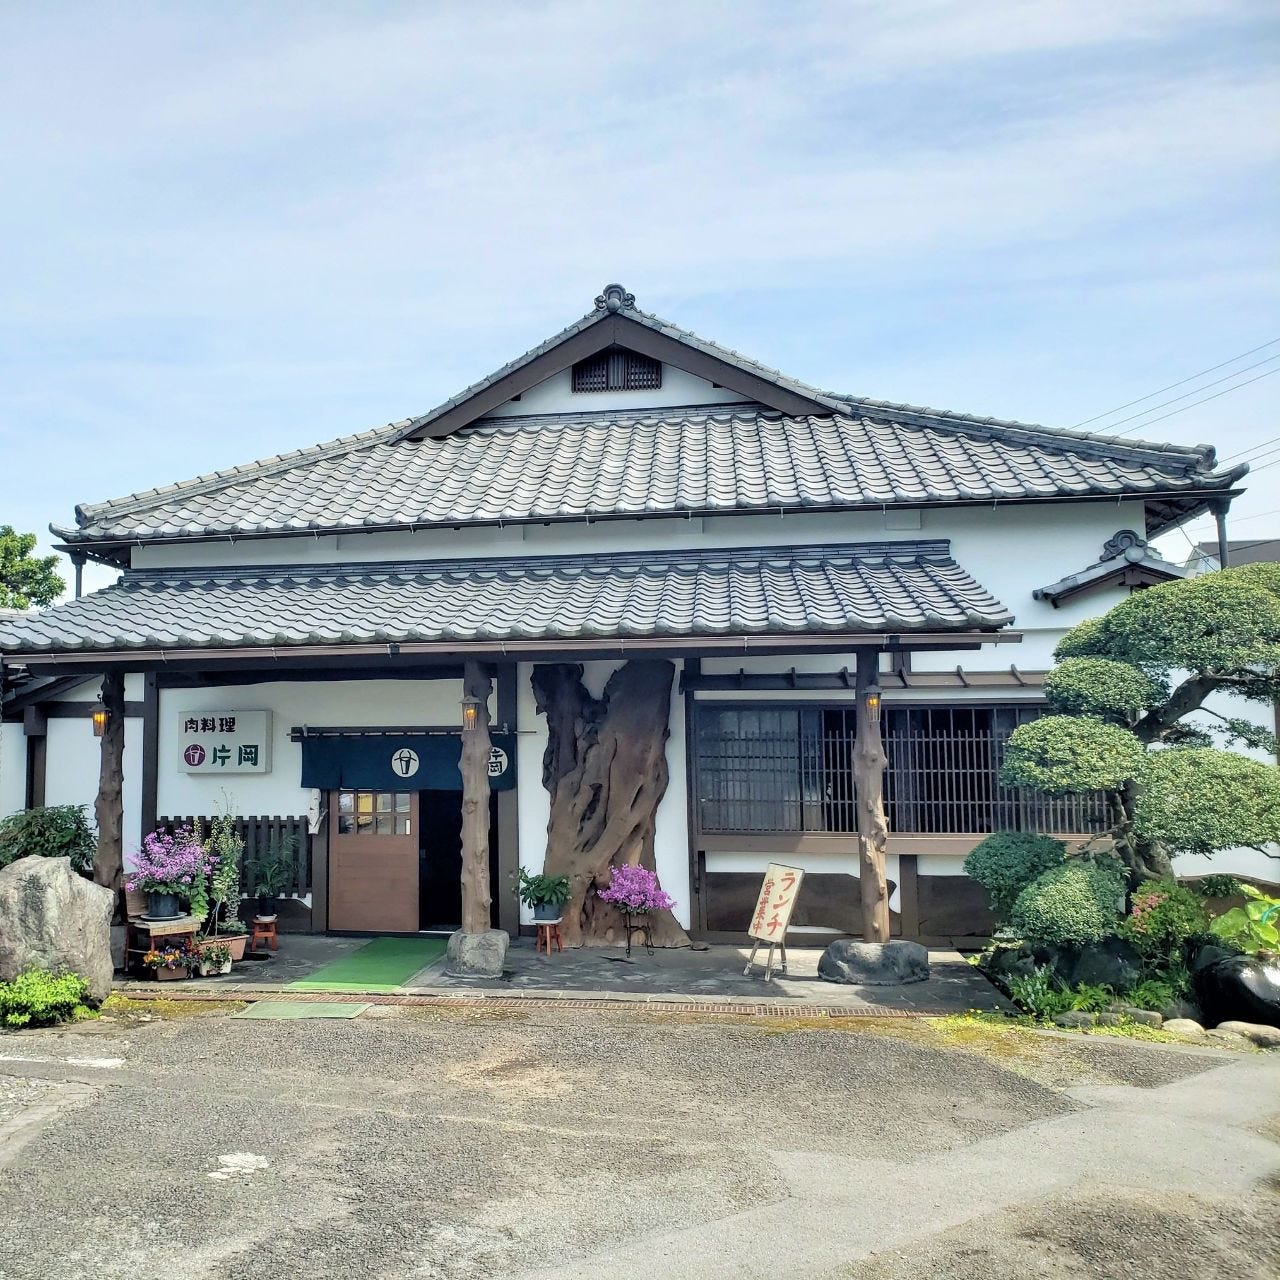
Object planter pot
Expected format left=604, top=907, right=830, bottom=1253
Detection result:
left=212, top=934, right=249, bottom=963
left=152, top=965, right=189, bottom=982
left=197, top=957, right=233, bottom=977
left=145, top=891, right=181, bottom=920
left=257, top=895, right=279, bottom=917
left=533, top=902, right=563, bottom=922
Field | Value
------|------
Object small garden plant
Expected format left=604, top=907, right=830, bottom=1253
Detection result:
left=0, top=804, right=96, bottom=876
left=128, top=827, right=212, bottom=920
left=0, top=968, right=95, bottom=1029
left=597, top=864, right=675, bottom=914
left=517, top=867, right=571, bottom=909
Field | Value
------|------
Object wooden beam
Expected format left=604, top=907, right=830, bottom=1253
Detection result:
left=140, top=673, right=159, bottom=846
left=495, top=666, right=520, bottom=936
left=459, top=660, right=493, bottom=934
left=854, top=648, right=890, bottom=943
left=94, top=670, right=125, bottom=898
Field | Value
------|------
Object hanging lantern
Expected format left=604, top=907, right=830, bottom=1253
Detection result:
left=863, top=685, right=882, bottom=726
left=460, top=694, right=482, bottom=732
left=92, top=705, right=109, bottom=738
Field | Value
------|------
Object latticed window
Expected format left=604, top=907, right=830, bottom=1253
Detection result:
left=571, top=348, right=662, bottom=392
left=692, top=703, right=1105, bottom=836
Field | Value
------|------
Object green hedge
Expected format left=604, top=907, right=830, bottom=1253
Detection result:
left=963, top=832, right=1066, bottom=922
left=1010, top=858, right=1125, bottom=948
left=0, top=969, right=94, bottom=1029
left=0, top=805, right=96, bottom=876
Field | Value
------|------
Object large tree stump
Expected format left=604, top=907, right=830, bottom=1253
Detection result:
left=531, top=660, right=689, bottom=948
left=459, top=660, right=493, bottom=935
left=94, top=670, right=125, bottom=900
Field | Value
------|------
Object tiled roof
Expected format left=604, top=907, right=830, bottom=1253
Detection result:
left=0, top=541, right=1013, bottom=655
left=58, top=405, right=1242, bottom=549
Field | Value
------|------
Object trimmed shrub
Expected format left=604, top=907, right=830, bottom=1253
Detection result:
left=1120, top=880, right=1210, bottom=962
left=0, top=804, right=96, bottom=876
left=0, top=968, right=94, bottom=1029
left=1009, top=857, right=1125, bottom=948
left=964, top=832, right=1066, bottom=922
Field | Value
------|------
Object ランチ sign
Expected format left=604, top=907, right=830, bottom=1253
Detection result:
left=748, top=863, right=805, bottom=943
left=178, top=711, right=272, bottom=774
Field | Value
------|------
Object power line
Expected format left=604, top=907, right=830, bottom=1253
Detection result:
left=1110, top=367, right=1280, bottom=436
left=1095, top=356, right=1280, bottom=434
left=1228, top=506, right=1280, bottom=526
left=1072, top=337, right=1280, bottom=429
left=1221, top=431, right=1280, bottom=462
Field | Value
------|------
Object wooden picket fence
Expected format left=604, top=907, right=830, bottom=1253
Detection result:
left=155, top=814, right=311, bottom=896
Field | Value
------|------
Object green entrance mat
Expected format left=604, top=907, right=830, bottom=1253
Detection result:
left=286, top=937, right=447, bottom=993
left=236, top=1001, right=369, bottom=1020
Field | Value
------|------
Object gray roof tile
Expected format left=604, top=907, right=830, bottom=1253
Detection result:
left=0, top=541, right=1013, bottom=655
left=58, top=405, right=1242, bottom=549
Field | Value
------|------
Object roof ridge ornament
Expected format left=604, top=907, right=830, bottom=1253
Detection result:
left=595, top=283, right=635, bottom=313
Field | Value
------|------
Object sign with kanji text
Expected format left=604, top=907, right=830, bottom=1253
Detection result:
left=747, top=862, right=805, bottom=943
left=178, top=711, right=272, bottom=774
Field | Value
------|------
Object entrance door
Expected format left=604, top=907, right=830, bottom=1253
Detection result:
left=329, top=789, right=419, bottom=932
left=416, top=791, right=502, bottom=932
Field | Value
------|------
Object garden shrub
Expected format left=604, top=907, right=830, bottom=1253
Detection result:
left=1009, top=857, right=1125, bottom=948
left=0, top=804, right=96, bottom=875
left=1119, top=881, right=1209, bottom=962
left=0, top=969, right=94, bottom=1029
left=1004, top=966, right=1114, bottom=1019
left=963, top=832, right=1067, bottom=922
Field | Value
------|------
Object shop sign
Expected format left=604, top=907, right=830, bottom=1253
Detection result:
left=179, top=711, right=273, bottom=774
left=748, top=863, right=804, bottom=942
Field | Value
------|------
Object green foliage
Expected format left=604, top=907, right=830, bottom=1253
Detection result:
left=1119, top=881, right=1209, bottom=961
left=1001, top=716, right=1146, bottom=794
left=1009, top=857, right=1125, bottom=948
left=1004, top=966, right=1113, bottom=1019
left=1125, top=975, right=1185, bottom=1011
left=204, top=813, right=244, bottom=931
left=246, top=837, right=296, bottom=896
left=1196, top=874, right=1244, bottom=899
left=1133, top=749, right=1280, bottom=855
left=1054, top=616, right=1107, bottom=660
left=0, top=805, right=96, bottom=875
left=0, top=526, right=64, bottom=609
left=0, top=968, right=94, bottom=1029
left=1043, top=657, right=1164, bottom=722
left=517, top=867, right=571, bottom=907
left=1209, top=884, right=1280, bottom=955
left=963, top=832, right=1066, bottom=922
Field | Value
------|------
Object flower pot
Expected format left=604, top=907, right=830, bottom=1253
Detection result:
left=214, top=934, right=249, bottom=963
left=152, top=965, right=188, bottom=982
left=198, top=957, right=233, bottom=977
left=145, top=891, right=181, bottom=919
left=533, top=902, right=563, bottom=922
left=257, top=895, right=279, bottom=917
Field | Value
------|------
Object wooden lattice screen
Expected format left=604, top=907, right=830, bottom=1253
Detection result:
left=155, top=814, right=311, bottom=896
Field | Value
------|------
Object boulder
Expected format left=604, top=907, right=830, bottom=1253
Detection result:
left=1193, top=954, right=1280, bottom=1030
left=1160, top=998, right=1203, bottom=1024
left=444, top=928, right=509, bottom=978
left=818, top=939, right=930, bottom=986
left=1163, top=1018, right=1206, bottom=1041
left=1190, top=943, right=1237, bottom=974
left=0, top=856, right=114, bottom=1002
left=1215, top=1020, right=1280, bottom=1049
left=1205, top=1029, right=1254, bottom=1051
left=1070, top=937, right=1142, bottom=991
left=982, top=946, right=1037, bottom=983
left=1108, top=1002, right=1163, bottom=1027
left=1053, top=1011, right=1096, bottom=1028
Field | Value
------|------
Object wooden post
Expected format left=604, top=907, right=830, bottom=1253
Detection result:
left=459, top=660, right=493, bottom=934
left=94, top=669, right=126, bottom=897
left=854, top=648, right=890, bottom=943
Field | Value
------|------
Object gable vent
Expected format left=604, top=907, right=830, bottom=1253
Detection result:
left=571, top=348, right=662, bottom=393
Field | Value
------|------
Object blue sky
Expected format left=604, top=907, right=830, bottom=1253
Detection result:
left=1, top=1, right=1277, bottom=593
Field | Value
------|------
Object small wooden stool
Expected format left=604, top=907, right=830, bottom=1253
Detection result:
left=250, top=916, right=278, bottom=951
left=535, top=919, right=563, bottom=955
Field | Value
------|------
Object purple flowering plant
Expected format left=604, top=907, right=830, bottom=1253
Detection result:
left=126, top=827, right=211, bottom=908
left=597, top=864, right=675, bottom=915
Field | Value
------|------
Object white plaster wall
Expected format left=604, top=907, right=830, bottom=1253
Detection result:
left=485, top=365, right=752, bottom=418
left=157, top=678, right=469, bottom=820
left=42, top=716, right=142, bottom=861
left=0, top=722, right=26, bottom=820
left=513, top=658, right=691, bottom=929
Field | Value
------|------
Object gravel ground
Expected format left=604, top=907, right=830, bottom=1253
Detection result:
left=0, top=1005, right=1275, bottom=1280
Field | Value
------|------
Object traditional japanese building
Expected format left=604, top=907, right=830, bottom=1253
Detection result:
left=0, top=285, right=1248, bottom=944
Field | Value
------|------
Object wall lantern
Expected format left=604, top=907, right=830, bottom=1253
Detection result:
left=460, top=694, right=482, bottom=733
left=863, top=685, right=882, bottom=726
left=91, top=704, right=110, bottom=738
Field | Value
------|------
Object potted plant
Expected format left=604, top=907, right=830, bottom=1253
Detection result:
left=195, top=939, right=232, bottom=977
left=597, top=864, right=675, bottom=925
left=245, top=836, right=296, bottom=918
left=518, top=867, right=571, bottom=922
left=203, top=813, right=249, bottom=961
left=142, top=940, right=200, bottom=981
left=127, top=827, right=210, bottom=921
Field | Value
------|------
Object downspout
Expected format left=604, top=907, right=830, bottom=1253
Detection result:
left=1214, top=501, right=1231, bottom=569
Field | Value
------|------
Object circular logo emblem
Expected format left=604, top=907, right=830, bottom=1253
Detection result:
left=391, top=747, right=421, bottom=778
left=183, top=743, right=207, bottom=767
left=486, top=746, right=509, bottom=778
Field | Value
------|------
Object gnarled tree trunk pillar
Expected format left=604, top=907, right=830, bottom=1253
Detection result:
left=94, top=669, right=125, bottom=901
left=532, top=660, right=689, bottom=948
left=854, top=648, right=890, bottom=943
left=459, top=660, right=493, bottom=935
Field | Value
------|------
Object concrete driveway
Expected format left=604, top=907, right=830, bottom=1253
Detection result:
left=0, top=1003, right=1276, bottom=1279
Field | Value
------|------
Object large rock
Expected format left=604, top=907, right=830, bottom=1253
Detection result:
left=1194, top=954, right=1280, bottom=1030
left=444, top=928, right=509, bottom=978
left=0, top=856, right=114, bottom=1002
left=1070, top=937, right=1142, bottom=991
left=1215, top=1020, right=1280, bottom=1049
left=818, top=939, right=929, bottom=986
